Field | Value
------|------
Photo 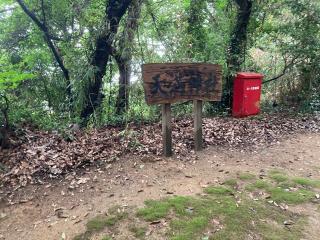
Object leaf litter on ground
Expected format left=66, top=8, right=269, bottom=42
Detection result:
left=0, top=114, right=319, bottom=192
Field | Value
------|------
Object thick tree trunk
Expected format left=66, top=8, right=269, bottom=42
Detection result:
left=115, top=60, right=131, bottom=115
left=80, top=0, right=133, bottom=122
left=223, top=0, right=253, bottom=108
left=115, top=0, right=143, bottom=116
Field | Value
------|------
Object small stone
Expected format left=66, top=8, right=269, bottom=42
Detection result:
left=284, top=220, right=295, bottom=226
left=0, top=213, right=7, bottom=220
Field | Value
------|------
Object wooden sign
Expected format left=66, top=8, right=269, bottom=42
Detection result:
left=142, top=63, right=222, bottom=105
left=141, top=63, right=223, bottom=157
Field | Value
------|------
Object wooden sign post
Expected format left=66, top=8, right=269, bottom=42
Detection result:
left=142, top=63, right=222, bottom=157
left=162, top=103, right=172, bottom=157
left=194, top=100, right=203, bottom=151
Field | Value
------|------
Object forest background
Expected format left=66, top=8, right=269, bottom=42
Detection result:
left=0, top=0, right=319, bottom=139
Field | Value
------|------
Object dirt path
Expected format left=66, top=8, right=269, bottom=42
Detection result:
left=0, top=133, right=320, bottom=240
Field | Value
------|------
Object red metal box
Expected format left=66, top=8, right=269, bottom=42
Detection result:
left=232, top=72, right=263, bottom=117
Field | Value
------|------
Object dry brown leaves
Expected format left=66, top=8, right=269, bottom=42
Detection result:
left=0, top=114, right=319, bottom=189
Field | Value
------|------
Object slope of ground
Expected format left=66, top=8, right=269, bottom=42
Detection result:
left=0, top=132, right=319, bottom=240
left=0, top=114, right=319, bottom=190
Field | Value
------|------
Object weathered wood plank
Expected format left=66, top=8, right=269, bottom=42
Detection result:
left=142, top=63, right=222, bottom=105
left=162, top=103, right=172, bottom=157
left=193, top=100, right=203, bottom=151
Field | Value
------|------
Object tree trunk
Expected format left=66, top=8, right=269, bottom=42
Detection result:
left=115, top=59, right=131, bottom=115
left=80, top=0, right=133, bottom=123
left=115, top=0, right=143, bottom=116
left=187, top=0, right=207, bottom=60
left=0, top=94, right=10, bottom=149
left=223, top=0, right=253, bottom=108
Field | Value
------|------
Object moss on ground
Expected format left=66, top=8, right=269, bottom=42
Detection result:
left=73, top=208, right=127, bottom=240
left=74, top=170, right=320, bottom=240
left=100, top=236, right=112, bottom=240
left=245, top=170, right=319, bottom=204
left=292, top=177, right=320, bottom=188
left=129, top=225, right=147, bottom=239
left=137, top=188, right=305, bottom=240
left=237, top=172, right=256, bottom=180
left=223, top=178, right=238, bottom=187
left=204, top=186, right=234, bottom=195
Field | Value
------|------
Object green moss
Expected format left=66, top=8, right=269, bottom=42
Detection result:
left=137, top=200, right=171, bottom=221
left=269, top=169, right=286, bottom=175
left=269, top=173, right=289, bottom=183
left=101, top=236, right=112, bottom=240
left=204, top=186, right=233, bottom=195
left=223, top=178, right=238, bottom=187
left=292, top=177, right=320, bottom=188
left=73, top=211, right=127, bottom=240
left=257, top=216, right=306, bottom=240
left=86, top=216, right=110, bottom=232
left=238, top=172, right=256, bottom=180
left=137, top=196, right=193, bottom=221
left=277, top=181, right=297, bottom=189
left=269, top=188, right=315, bottom=204
left=171, top=216, right=208, bottom=240
left=129, top=226, right=147, bottom=239
left=136, top=189, right=306, bottom=240
left=76, top=176, right=312, bottom=240
left=246, top=180, right=272, bottom=191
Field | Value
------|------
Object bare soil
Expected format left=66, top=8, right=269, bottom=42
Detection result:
left=0, top=133, right=320, bottom=240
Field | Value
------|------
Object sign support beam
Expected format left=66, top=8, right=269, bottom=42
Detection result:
left=162, top=103, right=172, bottom=157
left=193, top=100, right=203, bottom=151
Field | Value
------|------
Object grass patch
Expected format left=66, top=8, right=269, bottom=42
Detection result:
left=277, top=181, right=297, bottom=189
left=246, top=178, right=316, bottom=204
left=269, top=173, right=289, bottom=183
left=292, top=177, right=320, bottom=188
left=223, top=178, right=238, bottom=187
left=204, top=186, right=233, bottom=195
left=75, top=172, right=319, bottom=240
left=238, top=172, right=256, bottom=180
left=245, top=180, right=272, bottom=191
left=101, top=237, right=112, bottom=240
left=269, top=188, right=315, bottom=204
left=129, top=225, right=147, bottom=239
left=137, top=190, right=304, bottom=240
left=73, top=210, right=127, bottom=240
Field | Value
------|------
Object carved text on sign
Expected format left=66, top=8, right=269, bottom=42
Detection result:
left=142, top=63, right=222, bottom=105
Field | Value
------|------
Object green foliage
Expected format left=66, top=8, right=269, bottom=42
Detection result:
left=0, top=0, right=319, bottom=129
left=0, top=70, right=33, bottom=90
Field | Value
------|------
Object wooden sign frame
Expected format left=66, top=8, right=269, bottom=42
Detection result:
left=142, top=63, right=222, bottom=157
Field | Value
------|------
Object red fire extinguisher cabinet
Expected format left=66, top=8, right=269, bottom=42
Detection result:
left=232, top=72, right=264, bottom=118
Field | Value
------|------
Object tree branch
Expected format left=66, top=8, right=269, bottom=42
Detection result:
left=263, top=57, right=300, bottom=84
left=16, top=0, right=71, bottom=100
left=0, top=7, right=17, bottom=14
